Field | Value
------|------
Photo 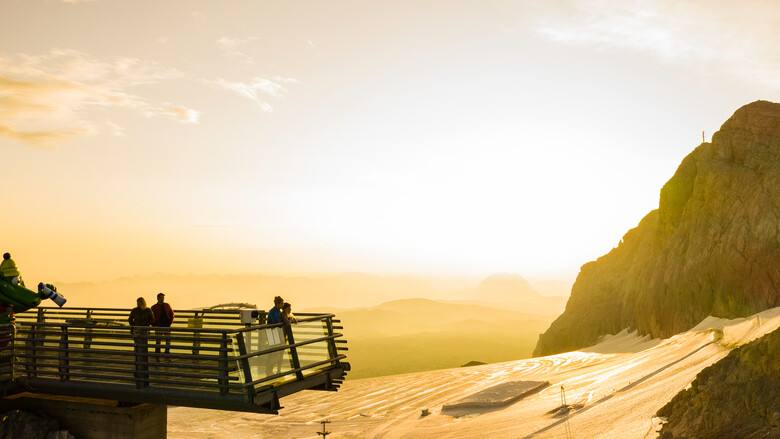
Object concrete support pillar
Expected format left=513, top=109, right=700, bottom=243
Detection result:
left=0, top=393, right=167, bottom=439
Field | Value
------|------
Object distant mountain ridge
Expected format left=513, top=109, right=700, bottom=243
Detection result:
left=57, top=272, right=569, bottom=312
left=326, top=298, right=558, bottom=378
left=57, top=272, right=475, bottom=309
left=535, top=100, right=780, bottom=356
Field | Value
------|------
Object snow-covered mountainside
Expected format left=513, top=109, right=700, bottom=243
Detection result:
left=168, top=307, right=780, bottom=438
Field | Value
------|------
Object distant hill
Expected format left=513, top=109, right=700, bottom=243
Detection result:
left=472, top=273, right=541, bottom=301
left=55, top=273, right=476, bottom=310
left=55, top=272, right=569, bottom=315
left=332, top=298, right=557, bottom=379
left=332, top=298, right=554, bottom=336
left=454, top=273, right=568, bottom=315
left=535, top=100, right=780, bottom=356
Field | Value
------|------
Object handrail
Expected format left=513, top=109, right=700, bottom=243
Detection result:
left=15, top=309, right=338, bottom=333
left=232, top=333, right=342, bottom=360
left=243, top=354, right=348, bottom=388
left=0, top=307, right=350, bottom=413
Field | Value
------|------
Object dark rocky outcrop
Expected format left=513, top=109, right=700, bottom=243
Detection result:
left=0, top=410, right=74, bottom=439
left=656, top=327, right=780, bottom=438
left=534, top=100, right=780, bottom=356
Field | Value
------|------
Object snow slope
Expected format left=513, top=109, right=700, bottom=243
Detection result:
left=168, top=307, right=780, bottom=438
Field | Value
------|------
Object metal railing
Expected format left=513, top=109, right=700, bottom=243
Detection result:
left=0, top=307, right=349, bottom=413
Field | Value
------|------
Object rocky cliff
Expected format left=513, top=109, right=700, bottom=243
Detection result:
left=534, top=100, right=780, bottom=356
left=656, top=327, right=780, bottom=438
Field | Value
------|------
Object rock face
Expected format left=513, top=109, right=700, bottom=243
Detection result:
left=534, top=100, right=780, bottom=356
left=0, top=410, right=75, bottom=439
left=656, top=327, right=780, bottom=438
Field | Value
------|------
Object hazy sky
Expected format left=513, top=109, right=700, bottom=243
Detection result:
left=2, top=0, right=779, bottom=283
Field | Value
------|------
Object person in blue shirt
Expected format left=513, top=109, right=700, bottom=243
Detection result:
left=267, top=296, right=288, bottom=325
left=266, top=296, right=290, bottom=375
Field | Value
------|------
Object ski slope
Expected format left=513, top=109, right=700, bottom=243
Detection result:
left=168, top=307, right=780, bottom=438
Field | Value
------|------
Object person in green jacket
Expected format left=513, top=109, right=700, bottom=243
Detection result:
left=0, top=253, right=22, bottom=286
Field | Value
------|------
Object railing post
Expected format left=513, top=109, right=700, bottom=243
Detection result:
left=8, top=324, right=15, bottom=381
left=83, top=309, right=93, bottom=349
left=0, top=324, right=14, bottom=381
left=134, top=328, right=150, bottom=389
left=58, top=325, right=70, bottom=381
left=25, top=324, right=37, bottom=378
left=26, top=310, right=46, bottom=379
left=190, top=312, right=201, bottom=355
left=234, top=332, right=256, bottom=403
left=218, top=333, right=229, bottom=395
left=324, top=317, right=338, bottom=364
left=285, top=326, right=303, bottom=380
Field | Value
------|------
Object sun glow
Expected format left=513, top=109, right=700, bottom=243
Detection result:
left=2, top=0, right=779, bottom=284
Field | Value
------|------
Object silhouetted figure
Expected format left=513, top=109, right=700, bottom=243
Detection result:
left=266, top=296, right=288, bottom=375
left=129, top=297, right=154, bottom=327
left=282, top=302, right=297, bottom=324
left=151, top=292, right=174, bottom=357
left=130, top=297, right=154, bottom=384
left=267, top=296, right=289, bottom=325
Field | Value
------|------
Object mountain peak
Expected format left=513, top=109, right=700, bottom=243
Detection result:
left=474, top=273, right=541, bottom=301
left=534, top=100, right=780, bottom=356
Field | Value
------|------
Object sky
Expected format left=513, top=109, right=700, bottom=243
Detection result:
left=2, top=0, right=779, bottom=284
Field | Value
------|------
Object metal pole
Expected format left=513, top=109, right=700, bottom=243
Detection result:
left=218, top=333, right=229, bottom=395
left=317, top=420, right=331, bottom=438
left=285, top=326, right=303, bottom=380
left=58, top=325, right=70, bottom=381
left=235, top=332, right=256, bottom=403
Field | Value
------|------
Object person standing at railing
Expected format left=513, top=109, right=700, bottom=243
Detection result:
left=129, top=297, right=154, bottom=327
left=282, top=302, right=297, bottom=324
left=267, top=296, right=289, bottom=326
left=129, top=297, right=154, bottom=384
left=266, top=296, right=289, bottom=375
left=129, top=297, right=153, bottom=348
left=151, top=292, right=174, bottom=358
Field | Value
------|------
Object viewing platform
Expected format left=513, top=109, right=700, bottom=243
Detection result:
left=0, top=306, right=350, bottom=415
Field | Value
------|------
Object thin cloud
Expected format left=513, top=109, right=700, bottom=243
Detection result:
left=534, top=0, right=780, bottom=88
left=212, top=37, right=300, bottom=111
left=105, top=121, right=126, bottom=137
left=0, top=124, right=91, bottom=143
left=217, top=36, right=258, bottom=64
left=307, top=40, right=322, bottom=58
left=0, top=49, right=199, bottom=147
left=210, top=77, right=298, bottom=112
